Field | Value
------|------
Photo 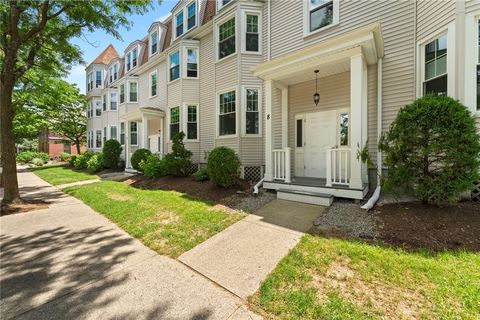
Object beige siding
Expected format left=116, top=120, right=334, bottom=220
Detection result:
left=158, top=62, right=168, bottom=110
left=216, top=137, right=239, bottom=153
left=416, top=0, right=456, bottom=41
left=182, top=79, right=200, bottom=103
left=466, top=0, right=480, bottom=13
left=215, top=56, right=238, bottom=92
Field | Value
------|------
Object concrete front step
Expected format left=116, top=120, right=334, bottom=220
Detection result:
left=277, top=189, right=333, bottom=206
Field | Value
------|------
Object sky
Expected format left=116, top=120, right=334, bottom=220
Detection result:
left=66, top=0, right=177, bottom=94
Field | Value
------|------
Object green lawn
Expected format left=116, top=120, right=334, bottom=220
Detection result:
left=31, top=165, right=98, bottom=185
left=64, top=181, right=245, bottom=257
left=250, top=235, right=480, bottom=320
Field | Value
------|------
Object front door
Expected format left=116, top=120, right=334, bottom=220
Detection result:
left=304, top=110, right=337, bottom=178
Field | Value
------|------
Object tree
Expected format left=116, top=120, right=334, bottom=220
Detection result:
left=0, top=0, right=154, bottom=204
left=379, top=95, right=480, bottom=204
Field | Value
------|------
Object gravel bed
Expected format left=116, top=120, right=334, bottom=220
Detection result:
left=222, top=189, right=276, bottom=213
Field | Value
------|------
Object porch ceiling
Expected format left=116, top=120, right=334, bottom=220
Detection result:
left=120, top=107, right=165, bottom=121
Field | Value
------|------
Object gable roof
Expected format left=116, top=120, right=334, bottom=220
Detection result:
left=90, top=44, right=119, bottom=66
left=162, top=20, right=172, bottom=51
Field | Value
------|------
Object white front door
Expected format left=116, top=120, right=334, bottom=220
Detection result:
left=304, top=110, right=337, bottom=178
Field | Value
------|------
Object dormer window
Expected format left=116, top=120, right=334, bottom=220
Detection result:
left=174, top=1, right=197, bottom=40
left=218, top=0, right=231, bottom=11
left=127, top=53, right=131, bottom=71
left=187, top=2, right=196, bottom=30
left=150, top=31, right=158, bottom=55
left=113, top=63, right=118, bottom=80
left=96, top=71, right=102, bottom=88
left=132, top=48, right=138, bottom=68
left=176, top=11, right=184, bottom=37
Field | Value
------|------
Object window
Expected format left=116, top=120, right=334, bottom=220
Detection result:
left=120, top=122, right=125, bottom=145
left=186, top=48, right=198, bottom=78
left=96, top=130, right=102, bottom=148
left=170, top=51, right=180, bottom=81
left=187, top=105, right=198, bottom=140
left=187, top=2, right=196, bottom=30
left=110, top=92, right=117, bottom=110
left=339, top=112, right=349, bottom=146
left=127, top=53, right=131, bottom=71
left=150, top=71, right=157, bottom=97
left=129, top=81, right=138, bottom=102
left=87, top=72, right=93, bottom=91
left=119, top=84, right=125, bottom=103
left=109, top=66, right=113, bottom=83
left=132, top=48, right=138, bottom=68
left=219, top=90, right=236, bottom=136
left=130, top=122, right=138, bottom=145
left=102, top=94, right=107, bottom=111
left=110, top=126, right=117, bottom=140
left=423, top=35, right=447, bottom=96
left=245, top=14, right=259, bottom=52
left=103, top=127, right=107, bottom=144
left=96, top=71, right=102, bottom=88
left=296, top=119, right=303, bottom=147
left=150, top=31, right=158, bottom=55
left=86, top=102, right=90, bottom=118
left=245, top=89, right=259, bottom=135
left=95, top=101, right=102, bottom=116
left=176, top=11, right=184, bottom=37
left=170, top=106, right=180, bottom=140
left=218, top=18, right=235, bottom=59
left=113, top=63, right=118, bottom=80
left=309, top=0, right=334, bottom=32
left=218, top=0, right=231, bottom=10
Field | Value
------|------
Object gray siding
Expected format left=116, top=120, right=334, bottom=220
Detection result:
left=416, top=0, right=455, bottom=41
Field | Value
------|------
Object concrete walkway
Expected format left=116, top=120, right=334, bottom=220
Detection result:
left=1, top=169, right=260, bottom=320
left=179, top=200, right=324, bottom=299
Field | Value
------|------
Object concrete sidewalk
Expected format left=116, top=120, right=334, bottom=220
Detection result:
left=1, top=170, right=260, bottom=320
left=179, top=200, right=324, bottom=299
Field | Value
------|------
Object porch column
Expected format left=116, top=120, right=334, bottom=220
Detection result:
left=142, top=115, right=148, bottom=150
left=264, top=79, right=274, bottom=181
left=350, top=54, right=367, bottom=189
left=277, top=84, right=288, bottom=148
left=125, top=120, right=131, bottom=168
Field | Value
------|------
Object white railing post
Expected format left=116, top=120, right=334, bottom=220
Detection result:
left=326, top=148, right=332, bottom=187
left=284, top=147, right=291, bottom=183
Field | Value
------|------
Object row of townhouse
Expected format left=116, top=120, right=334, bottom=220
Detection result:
left=86, top=0, right=480, bottom=204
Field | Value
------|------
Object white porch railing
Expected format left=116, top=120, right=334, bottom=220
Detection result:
left=326, top=147, right=351, bottom=187
left=272, top=147, right=291, bottom=183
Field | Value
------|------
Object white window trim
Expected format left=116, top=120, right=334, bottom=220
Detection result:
left=173, top=1, right=197, bottom=41
left=96, top=129, right=102, bottom=148
left=149, top=70, right=158, bottom=98
left=119, top=83, right=126, bottom=104
left=110, top=125, right=118, bottom=140
left=127, top=80, right=139, bottom=103
left=241, top=9, right=262, bottom=55
left=302, top=0, right=339, bottom=38
left=120, top=121, right=126, bottom=145
left=125, top=45, right=140, bottom=73
left=149, top=30, right=159, bottom=57
left=216, top=87, right=238, bottom=139
left=95, top=100, right=102, bottom=117
left=168, top=106, right=181, bottom=142
left=169, top=50, right=181, bottom=83
left=217, top=0, right=233, bottom=12
left=183, top=103, right=199, bottom=142
left=130, top=121, right=138, bottom=146
left=215, top=13, right=237, bottom=62
left=110, top=91, right=118, bottom=110
left=241, top=85, right=262, bottom=137
left=415, top=23, right=456, bottom=98
left=186, top=1, right=197, bottom=32
left=183, top=46, right=199, bottom=79
left=465, top=12, right=480, bottom=114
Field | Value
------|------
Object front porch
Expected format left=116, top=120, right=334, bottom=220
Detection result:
left=252, top=23, right=384, bottom=202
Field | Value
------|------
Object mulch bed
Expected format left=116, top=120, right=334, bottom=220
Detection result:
left=122, top=175, right=252, bottom=203
left=1, top=200, right=49, bottom=216
left=374, top=201, right=480, bottom=252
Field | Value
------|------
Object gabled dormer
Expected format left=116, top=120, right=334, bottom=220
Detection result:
left=124, top=40, right=143, bottom=74
left=148, top=21, right=168, bottom=57
left=172, top=0, right=198, bottom=41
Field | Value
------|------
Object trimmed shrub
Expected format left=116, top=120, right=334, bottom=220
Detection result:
left=87, top=153, right=104, bottom=172
left=207, top=147, right=241, bottom=188
left=68, top=155, right=77, bottom=167
left=60, top=152, right=71, bottom=162
left=379, top=95, right=480, bottom=204
left=102, top=139, right=122, bottom=169
left=74, top=151, right=95, bottom=169
left=16, top=151, right=49, bottom=164
left=164, top=132, right=192, bottom=176
left=131, top=148, right=152, bottom=172
left=31, top=158, right=44, bottom=167
left=142, top=154, right=168, bottom=178
left=193, top=166, right=209, bottom=182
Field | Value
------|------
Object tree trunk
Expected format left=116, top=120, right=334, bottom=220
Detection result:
left=75, top=138, right=81, bottom=154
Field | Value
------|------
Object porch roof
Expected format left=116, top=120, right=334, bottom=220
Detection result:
left=120, top=107, right=165, bottom=122
left=251, top=22, right=384, bottom=85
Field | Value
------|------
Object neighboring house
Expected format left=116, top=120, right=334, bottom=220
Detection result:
left=86, top=0, right=480, bottom=205
left=38, top=130, right=85, bottom=159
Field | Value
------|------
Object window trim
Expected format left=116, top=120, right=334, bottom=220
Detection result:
left=149, top=30, right=159, bottom=56
left=173, top=0, right=197, bottom=41
left=102, top=94, right=107, bottom=111
left=120, top=121, right=125, bottom=145
left=119, top=83, right=125, bottom=104
left=175, top=10, right=184, bottom=38
left=216, top=87, right=238, bottom=138
left=464, top=12, right=480, bottom=114
left=149, top=70, right=158, bottom=98
left=216, top=13, right=237, bottom=62
left=110, top=91, right=117, bottom=110
left=217, top=0, right=233, bottom=12
left=95, top=100, right=102, bottom=117
left=183, top=46, right=199, bottom=79
left=127, top=80, right=138, bottom=103
left=110, top=125, right=118, bottom=141
left=241, top=85, right=262, bottom=137
left=169, top=50, right=181, bottom=82
left=95, top=129, right=102, bottom=148
left=130, top=121, right=138, bottom=146
left=241, top=9, right=262, bottom=55
left=168, top=106, right=181, bottom=142
left=302, top=0, right=339, bottom=38
left=183, top=103, right=199, bottom=142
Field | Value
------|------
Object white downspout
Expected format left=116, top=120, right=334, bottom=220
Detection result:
left=253, top=176, right=265, bottom=195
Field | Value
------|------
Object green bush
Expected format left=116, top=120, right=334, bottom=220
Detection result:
left=87, top=153, right=104, bottom=172
left=193, top=166, right=209, bottom=182
left=102, top=139, right=122, bottom=169
left=60, top=152, right=71, bottom=162
left=207, top=147, right=241, bottom=188
left=68, top=154, right=77, bottom=167
left=142, top=154, right=168, bottom=178
left=379, top=95, right=480, bottom=204
left=16, top=151, right=49, bottom=164
left=164, top=132, right=192, bottom=176
left=131, top=148, right=152, bottom=172
left=74, top=151, right=95, bottom=169
left=31, top=158, right=44, bottom=167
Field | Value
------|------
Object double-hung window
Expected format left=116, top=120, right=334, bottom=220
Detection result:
left=96, top=130, right=102, bottom=148
left=87, top=72, right=93, bottom=91
left=110, top=126, right=117, bottom=140
left=170, top=106, right=180, bottom=140
left=150, top=31, right=158, bottom=55
left=245, top=14, right=259, bottom=53
left=130, top=122, right=138, bottom=145
left=219, top=90, right=236, bottom=136
left=423, top=35, right=447, bottom=96
left=129, top=81, right=138, bottom=102
left=103, top=127, right=107, bottom=144
left=176, top=11, right=184, bottom=38
left=95, top=101, right=102, bottom=116
left=187, top=105, right=198, bottom=140
left=110, top=92, right=117, bottom=110
left=150, top=71, right=157, bottom=97
left=109, top=66, right=113, bottom=83
left=119, top=84, right=125, bottom=103
left=187, top=2, right=196, bottom=30
left=186, top=48, right=198, bottom=78
left=120, top=122, right=125, bottom=145
left=127, top=53, right=131, bottom=71
left=245, top=88, right=259, bottom=135
left=96, top=71, right=102, bottom=88
left=113, top=64, right=118, bottom=80
left=309, top=0, right=334, bottom=32
left=170, top=51, right=180, bottom=81
left=132, top=48, right=138, bottom=68
left=102, top=94, right=107, bottom=111
left=218, top=18, right=235, bottom=59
